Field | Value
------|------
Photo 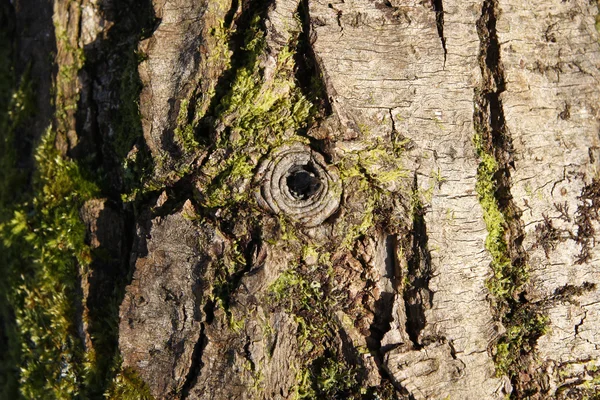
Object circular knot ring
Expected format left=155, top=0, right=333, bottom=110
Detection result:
left=255, top=143, right=342, bottom=227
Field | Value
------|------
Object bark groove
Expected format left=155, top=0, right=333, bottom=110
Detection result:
left=474, top=0, right=544, bottom=395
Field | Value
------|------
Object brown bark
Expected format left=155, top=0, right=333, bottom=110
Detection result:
left=4, top=0, right=600, bottom=398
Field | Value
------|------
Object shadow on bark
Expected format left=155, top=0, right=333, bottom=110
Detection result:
left=70, top=0, right=156, bottom=396
left=0, top=0, right=57, bottom=397
left=404, top=175, right=433, bottom=348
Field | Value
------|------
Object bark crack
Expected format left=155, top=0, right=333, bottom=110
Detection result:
left=431, top=0, right=447, bottom=67
left=403, top=174, right=433, bottom=349
left=367, top=235, right=398, bottom=353
left=243, top=334, right=256, bottom=372
left=327, top=3, right=344, bottom=32
left=574, top=178, right=600, bottom=264
left=180, top=322, right=207, bottom=399
left=574, top=310, right=587, bottom=337
left=295, top=0, right=333, bottom=119
left=388, top=108, right=396, bottom=134
left=193, top=0, right=272, bottom=141
left=224, top=0, right=240, bottom=28
left=474, top=0, right=546, bottom=396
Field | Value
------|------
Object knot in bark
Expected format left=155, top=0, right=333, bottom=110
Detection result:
left=255, top=143, right=341, bottom=227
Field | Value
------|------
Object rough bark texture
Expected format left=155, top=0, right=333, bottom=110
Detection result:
left=497, top=1, right=600, bottom=397
left=307, top=0, right=508, bottom=398
left=3, top=0, right=600, bottom=399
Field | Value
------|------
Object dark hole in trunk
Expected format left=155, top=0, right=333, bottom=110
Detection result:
left=286, top=164, right=321, bottom=200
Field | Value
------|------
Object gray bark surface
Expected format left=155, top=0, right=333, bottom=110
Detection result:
left=308, top=0, right=506, bottom=398
left=498, top=0, right=600, bottom=395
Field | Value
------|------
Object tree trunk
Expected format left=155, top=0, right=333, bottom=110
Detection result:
left=2, top=0, right=600, bottom=399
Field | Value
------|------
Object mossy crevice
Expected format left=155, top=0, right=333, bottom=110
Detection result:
left=474, top=0, right=547, bottom=396
left=268, top=265, right=364, bottom=399
left=171, top=0, right=238, bottom=156
left=193, top=12, right=314, bottom=211
left=294, top=0, right=332, bottom=118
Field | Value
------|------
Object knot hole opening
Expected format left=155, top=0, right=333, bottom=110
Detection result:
left=286, top=164, right=321, bottom=200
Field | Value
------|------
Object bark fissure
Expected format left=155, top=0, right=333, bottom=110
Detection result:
left=388, top=108, right=396, bottom=134
left=73, top=1, right=157, bottom=396
left=243, top=335, right=256, bottom=372
left=474, top=0, right=546, bottom=395
left=224, top=0, right=241, bottom=29
left=208, top=229, right=259, bottom=322
left=180, top=323, right=207, bottom=399
left=403, top=175, right=433, bottom=348
left=431, top=0, right=447, bottom=66
left=74, top=76, right=103, bottom=166
left=574, top=311, right=586, bottom=337
left=574, top=178, right=600, bottom=264
left=367, top=235, right=398, bottom=352
left=295, top=0, right=332, bottom=118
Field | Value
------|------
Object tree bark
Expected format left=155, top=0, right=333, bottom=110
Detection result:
left=3, top=0, right=600, bottom=399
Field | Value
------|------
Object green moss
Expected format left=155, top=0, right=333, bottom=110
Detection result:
left=292, top=356, right=359, bottom=400
left=494, top=311, right=548, bottom=377
left=301, top=245, right=320, bottom=263
left=336, top=165, right=381, bottom=248
left=269, top=263, right=368, bottom=399
left=582, top=369, right=600, bottom=399
left=1, top=128, right=99, bottom=398
left=332, top=139, right=407, bottom=248
left=313, top=357, right=359, bottom=397
left=210, top=239, right=251, bottom=331
left=356, top=147, right=406, bottom=187
left=170, top=14, right=234, bottom=156
left=473, top=134, right=529, bottom=301
left=270, top=265, right=333, bottom=352
left=173, top=99, right=200, bottom=153
left=473, top=133, right=546, bottom=381
left=197, top=16, right=313, bottom=210
left=105, top=365, right=155, bottom=400
left=342, top=191, right=377, bottom=249
left=202, top=153, right=257, bottom=208
left=270, top=269, right=323, bottom=313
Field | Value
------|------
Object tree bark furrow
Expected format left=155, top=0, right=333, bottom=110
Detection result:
left=495, top=0, right=600, bottom=396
